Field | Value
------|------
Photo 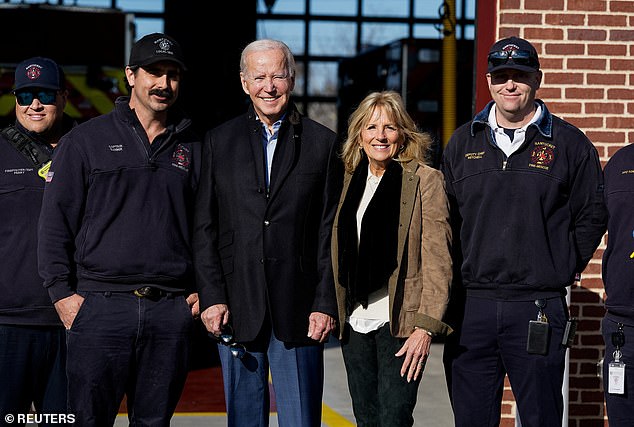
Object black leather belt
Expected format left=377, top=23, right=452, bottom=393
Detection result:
left=133, top=286, right=177, bottom=299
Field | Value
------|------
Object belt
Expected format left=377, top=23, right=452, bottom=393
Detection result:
left=133, top=286, right=182, bottom=299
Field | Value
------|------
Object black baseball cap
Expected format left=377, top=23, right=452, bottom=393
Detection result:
left=128, top=33, right=187, bottom=71
left=13, top=57, right=65, bottom=92
left=487, top=36, right=540, bottom=74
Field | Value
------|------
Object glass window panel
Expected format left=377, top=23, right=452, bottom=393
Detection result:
left=362, top=0, right=408, bottom=18
left=118, top=0, right=164, bottom=12
left=463, top=0, right=475, bottom=19
left=414, top=0, right=439, bottom=18
left=413, top=25, right=443, bottom=40
left=257, top=20, right=305, bottom=55
left=293, top=62, right=305, bottom=96
left=257, top=0, right=304, bottom=14
left=65, top=0, right=110, bottom=6
left=307, top=102, right=337, bottom=132
left=310, top=0, right=357, bottom=16
left=309, top=22, right=357, bottom=56
left=361, top=23, right=409, bottom=48
left=308, top=62, right=338, bottom=97
left=134, top=18, right=164, bottom=39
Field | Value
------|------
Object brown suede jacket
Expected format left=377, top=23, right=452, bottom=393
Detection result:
left=332, top=159, right=453, bottom=339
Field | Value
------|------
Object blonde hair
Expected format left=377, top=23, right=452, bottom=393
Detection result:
left=340, top=91, right=432, bottom=174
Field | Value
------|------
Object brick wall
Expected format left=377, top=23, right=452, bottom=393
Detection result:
left=495, top=0, right=634, bottom=426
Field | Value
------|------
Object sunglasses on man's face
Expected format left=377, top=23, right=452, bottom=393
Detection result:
left=487, top=50, right=536, bottom=68
left=15, top=89, right=58, bottom=106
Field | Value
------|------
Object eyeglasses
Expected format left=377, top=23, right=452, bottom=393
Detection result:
left=215, top=325, right=247, bottom=359
left=487, top=50, right=537, bottom=69
left=15, top=90, right=58, bottom=106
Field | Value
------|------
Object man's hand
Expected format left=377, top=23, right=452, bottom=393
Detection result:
left=54, top=294, right=85, bottom=330
left=200, top=304, right=230, bottom=336
left=307, top=312, right=336, bottom=343
left=186, top=293, right=200, bottom=318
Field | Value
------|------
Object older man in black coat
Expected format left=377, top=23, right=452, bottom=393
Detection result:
left=193, top=39, right=341, bottom=427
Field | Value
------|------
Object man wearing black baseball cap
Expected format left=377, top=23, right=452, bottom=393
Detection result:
left=0, top=56, right=75, bottom=426
left=441, top=36, right=607, bottom=427
left=38, top=33, right=200, bottom=425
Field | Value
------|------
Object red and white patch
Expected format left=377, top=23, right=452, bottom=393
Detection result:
left=26, top=64, right=42, bottom=80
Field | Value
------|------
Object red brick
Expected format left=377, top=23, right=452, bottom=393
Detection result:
left=629, top=103, right=634, bottom=114
left=607, top=117, right=634, bottom=128
left=569, top=375, right=602, bottom=389
left=611, top=30, right=634, bottom=41
left=567, top=58, right=607, bottom=70
left=568, top=29, right=607, bottom=41
left=586, top=102, right=624, bottom=114
left=572, top=286, right=603, bottom=302
left=501, top=12, right=543, bottom=24
left=565, top=88, right=605, bottom=99
left=587, top=74, right=626, bottom=85
left=524, top=27, right=564, bottom=39
left=546, top=43, right=586, bottom=55
left=607, top=144, right=628, bottom=157
left=545, top=13, right=586, bottom=25
left=568, top=0, right=607, bottom=11
left=585, top=131, right=626, bottom=143
left=581, top=304, right=607, bottom=318
left=607, top=88, right=634, bottom=99
left=547, top=102, right=582, bottom=114
left=545, top=72, right=584, bottom=85
left=500, top=0, right=521, bottom=8
left=588, top=14, right=627, bottom=26
left=611, top=1, right=634, bottom=12
left=569, top=402, right=604, bottom=416
left=524, top=0, right=564, bottom=9
left=610, top=59, right=634, bottom=71
left=588, top=44, right=627, bottom=56
left=537, top=87, right=562, bottom=99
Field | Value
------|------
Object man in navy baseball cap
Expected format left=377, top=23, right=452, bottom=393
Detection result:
left=13, top=56, right=66, bottom=92
left=487, top=36, right=540, bottom=74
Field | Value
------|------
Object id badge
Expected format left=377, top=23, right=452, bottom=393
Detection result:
left=608, top=361, right=626, bottom=394
left=526, top=320, right=550, bottom=355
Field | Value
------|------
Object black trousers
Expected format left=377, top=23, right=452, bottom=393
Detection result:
left=66, top=291, right=193, bottom=427
left=340, top=323, right=421, bottom=427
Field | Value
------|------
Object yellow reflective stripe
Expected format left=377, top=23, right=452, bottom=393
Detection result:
left=65, top=74, right=115, bottom=115
left=0, top=94, right=14, bottom=116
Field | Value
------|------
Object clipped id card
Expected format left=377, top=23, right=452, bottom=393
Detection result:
left=527, top=320, right=550, bottom=355
left=608, top=361, right=626, bottom=394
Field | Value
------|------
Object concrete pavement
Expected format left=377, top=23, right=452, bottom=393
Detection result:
left=115, top=339, right=455, bottom=426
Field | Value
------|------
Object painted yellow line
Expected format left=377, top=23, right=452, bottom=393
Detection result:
left=322, top=402, right=355, bottom=427
left=123, top=402, right=354, bottom=426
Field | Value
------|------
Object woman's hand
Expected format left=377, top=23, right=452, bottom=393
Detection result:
left=395, top=327, right=433, bottom=382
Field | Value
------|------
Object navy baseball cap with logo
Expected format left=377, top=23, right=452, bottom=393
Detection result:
left=13, top=56, right=65, bottom=92
left=487, top=36, right=540, bottom=74
left=128, top=33, right=187, bottom=71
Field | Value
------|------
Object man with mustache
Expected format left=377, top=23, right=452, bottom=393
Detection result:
left=37, top=33, right=201, bottom=426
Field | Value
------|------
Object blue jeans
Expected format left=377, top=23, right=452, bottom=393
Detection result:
left=340, top=323, right=420, bottom=427
left=0, top=325, right=67, bottom=427
left=218, top=324, right=324, bottom=427
left=66, top=291, right=193, bottom=426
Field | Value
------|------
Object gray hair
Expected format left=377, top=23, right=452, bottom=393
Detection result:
left=240, top=39, right=296, bottom=80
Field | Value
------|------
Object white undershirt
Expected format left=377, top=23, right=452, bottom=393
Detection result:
left=347, top=165, right=390, bottom=333
left=489, top=103, right=542, bottom=158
